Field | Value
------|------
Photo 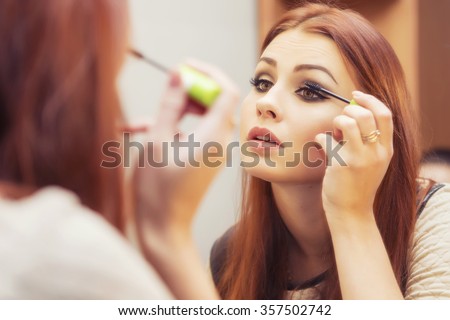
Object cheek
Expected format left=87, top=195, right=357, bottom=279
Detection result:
left=239, top=94, right=255, bottom=141
left=288, top=111, right=336, bottom=148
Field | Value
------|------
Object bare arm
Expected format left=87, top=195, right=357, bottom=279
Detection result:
left=132, top=61, right=239, bottom=299
left=139, top=231, right=219, bottom=299
left=316, top=91, right=403, bottom=299
left=326, top=212, right=403, bottom=299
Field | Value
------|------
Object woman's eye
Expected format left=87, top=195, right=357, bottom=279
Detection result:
left=295, top=87, right=327, bottom=101
left=250, top=78, right=273, bottom=93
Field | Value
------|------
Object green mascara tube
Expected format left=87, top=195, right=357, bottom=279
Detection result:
left=130, top=49, right=221, bottom=108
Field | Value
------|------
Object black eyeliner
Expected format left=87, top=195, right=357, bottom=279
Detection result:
left=296, top=87, right=329, bottom=100
left=251, top=78, right=330, bottom=102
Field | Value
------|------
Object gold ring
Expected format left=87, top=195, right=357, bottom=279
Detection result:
left=361, top=129, right=381, bottom=143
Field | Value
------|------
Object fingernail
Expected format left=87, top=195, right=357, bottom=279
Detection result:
left=352, top=90, right=363, bottom=98
left=169, top=72, right=181, bottom=87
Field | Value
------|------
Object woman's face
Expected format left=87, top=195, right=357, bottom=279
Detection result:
left=240, top=28, right=357, bottom=183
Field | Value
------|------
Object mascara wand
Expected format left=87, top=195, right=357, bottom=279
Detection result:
left=129, top=48, right=222, bottom=108
left=129, top=49, right=170, bottom=74
left=305, top=81, right=352, bottom=104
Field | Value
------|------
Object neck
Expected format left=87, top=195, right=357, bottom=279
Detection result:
left=271, top=181, right=331, bottom=280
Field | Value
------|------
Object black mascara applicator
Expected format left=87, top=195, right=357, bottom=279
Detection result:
left=305, top=81, right=355, bottom=105
left=129, top=49, right=221, bottom=108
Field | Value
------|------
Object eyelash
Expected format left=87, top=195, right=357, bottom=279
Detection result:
left=249, top=77, right=328, bottom=102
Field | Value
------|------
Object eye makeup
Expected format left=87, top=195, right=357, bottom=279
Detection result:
left=249, top=77, right=272, bottom=92
left=304, top=81, right=352, bottom=104
left=249, top=77, right=329, bottom=102
left=295, top=86, right=328, bottom=101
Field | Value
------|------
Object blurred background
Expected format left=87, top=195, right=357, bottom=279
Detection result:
left=119, top=0, right=450, bottom=262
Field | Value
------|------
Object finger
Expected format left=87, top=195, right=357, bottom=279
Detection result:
left=351, top=91, right=393, bottom=146
left=119, top=124, right=149, bottom=134
left=185, top=99, right=207, bottom=116
left=153, top=72, right=188, bottom=136
left=184, top=58, right=240, bottom=119
left=333, top=114, right=364, bottom=148
left=120, top=118, right=155, bottom=134
left=315, top=132, right=345, bottom=167
left=182, top=59, right=240, bottom=144
left=342, top=104, right=378, bottom=139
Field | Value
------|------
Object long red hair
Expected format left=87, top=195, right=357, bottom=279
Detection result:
left=217, top=3, right=419, bottom=299
left=0, top=0, right=129, bottom=231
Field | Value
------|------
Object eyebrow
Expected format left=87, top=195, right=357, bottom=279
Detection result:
left=259, top=57, right=338, bottom=85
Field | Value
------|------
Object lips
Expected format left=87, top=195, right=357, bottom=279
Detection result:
left=247, top=127, right=282, bottom=147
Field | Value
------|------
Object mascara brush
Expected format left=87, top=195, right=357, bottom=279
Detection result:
left=305, top=81, right=354, bottom=104
left=129, top=49, right=170, bottom=74
left=129, top=48, right=221, bottom=108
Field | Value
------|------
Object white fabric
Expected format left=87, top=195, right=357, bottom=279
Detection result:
left=286, top=286, right=321, bottom=299
left=0, top=187, right=172, bottom=299
left=405, top=183, right=450, bottom=299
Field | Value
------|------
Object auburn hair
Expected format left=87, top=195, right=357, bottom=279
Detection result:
left=0, top=0, right=129, bottom=231
left=217, top=3, right=419, bottom=299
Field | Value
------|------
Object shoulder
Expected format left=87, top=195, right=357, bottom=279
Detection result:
left=415, top=182, right=450, bottom=227
left=210, top=226, right=235, bottom=286
left=406, top=183, right=450, bottom=299
left=0, top=187, right=172, bottom=299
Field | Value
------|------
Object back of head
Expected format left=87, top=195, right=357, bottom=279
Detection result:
left=0, top=0, right=129, bottom=229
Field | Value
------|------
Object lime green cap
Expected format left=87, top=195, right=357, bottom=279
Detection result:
left=350, top=99, right=358, bottom=105
left=179, top=65, right=221, bottom=108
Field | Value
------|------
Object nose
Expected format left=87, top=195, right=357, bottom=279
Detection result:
left=256, top=97, right=282, bottom=122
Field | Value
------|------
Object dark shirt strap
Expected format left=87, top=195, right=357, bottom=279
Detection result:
left=416, top=179, right=445, bottom=217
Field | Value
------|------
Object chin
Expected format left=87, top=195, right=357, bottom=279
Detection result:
left=242, top=160, right=325, bottom=184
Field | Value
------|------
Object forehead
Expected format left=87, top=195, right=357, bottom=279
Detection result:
left=261, top=28, right=348, bottom=73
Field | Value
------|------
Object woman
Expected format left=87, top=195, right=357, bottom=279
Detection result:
left=210, top=3, right=450, bottom=299
left=0, top=0, right=239, bottom=299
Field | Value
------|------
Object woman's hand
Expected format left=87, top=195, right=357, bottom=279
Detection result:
left=133, top=60, right=239, bottom=243
left=315, top=91, right=394, bottom=225
left=129, top=60, right=239, bottom=299
left=315, top=91, right=402, bottom=299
